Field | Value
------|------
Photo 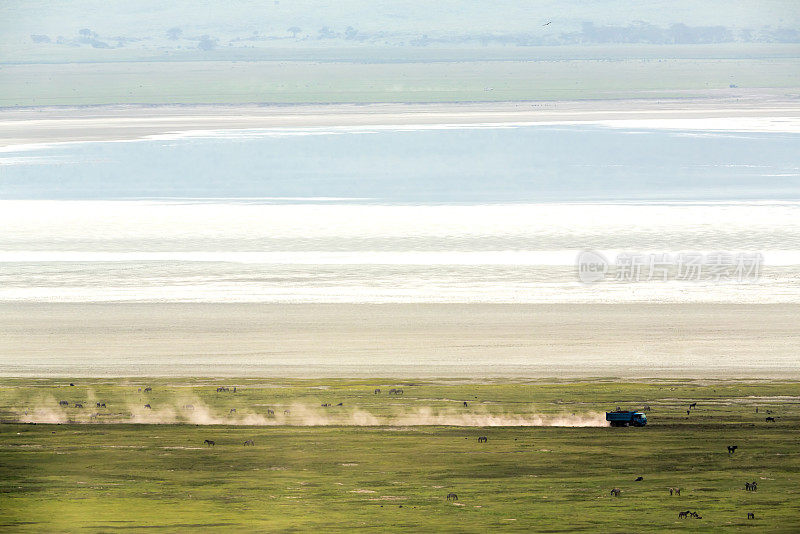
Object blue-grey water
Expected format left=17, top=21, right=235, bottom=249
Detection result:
left=1, top=123, right=799, bottom=302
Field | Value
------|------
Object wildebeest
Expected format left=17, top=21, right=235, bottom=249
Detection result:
left=143, top=404, right=151, bottom=409
left=243, top=439, right=255, bottom=446
left=679, top=511, right=701, bottom=519
left=216, top=386, right=229, bottom=392
left=374, top=389, right=381, bottom=394
left=463, top=401, right=468, bottom=407
left=321, top=403, right=330, bottom=407
left=229, top=408, right=236, bottom=414
left=765, top=417, right=775, bottom=422
left=687, top=410, right=691, bottom=415
left=477, top=436, right=487, bottom=443
left=642, top=405, right=651, bottom=411
left=745, top=481, right=758, bottom=491
left=144, top=387, right=152, bottom=392
left=678, top=511, right=689, bottom=519
left=69, top=383, right=75, bottom=387
left=204, top=439, right=215, bottom=447
left=74, top=403, right=83, bottom=408
left=266, top=409, right=275, bottom=416
left=610, top=488, right=621, bottom=497
left=58, top=400, right=69, bottom=407
left=635, top=476, right=643, bottom=481
left=336, top=402, right=343, bottom=406
left=728, top=445, right=738, bottom=454
left=446, top=493, right=458, bottom=501
left=184, top=404, right=194, bottom=410
left=689, top=402, right=697, bottom=409
left=96, top=402, right=106, bottom=408
left=284, top=410, right=290, bottom=415
left=747, top=512, right=755, bottom=520
left=669, top=487, right=681, bottom=496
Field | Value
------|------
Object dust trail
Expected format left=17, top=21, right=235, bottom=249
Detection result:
left=13, top=398, right=607, bottom=426
left=391, top=408, right=608, bottom=427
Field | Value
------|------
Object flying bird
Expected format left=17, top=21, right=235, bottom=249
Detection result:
left=543, top=21, right=552, bottom=26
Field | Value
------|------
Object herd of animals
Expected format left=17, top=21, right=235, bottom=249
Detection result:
left=50, top=386, right=776, bottom=522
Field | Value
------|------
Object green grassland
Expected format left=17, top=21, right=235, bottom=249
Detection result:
left=2, top=56, right=799, bottom=107
left=1, top=378, right=799, bottom=532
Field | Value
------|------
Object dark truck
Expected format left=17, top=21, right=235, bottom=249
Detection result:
left=606, top=411, right=647, bottom=427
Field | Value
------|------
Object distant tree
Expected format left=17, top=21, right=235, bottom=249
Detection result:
left=344, top=26, right=358, bottom=40
left=318, top=26, right=335, bottom=39
left=30, top=34, right=51, bottom=43
left=197, top=35, right=217, bottom=51
left=287, top=26, right=301, bottom=38
left=79, top=28, right=97, bottom=39
left=166, top=27, right=182, bottom=40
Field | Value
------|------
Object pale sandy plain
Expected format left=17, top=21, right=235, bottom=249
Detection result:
left=1, top=303, right=798, bottom=378
left=2, top=94, right=800, bottom=147
left=1, top=98, right=799, bottom=379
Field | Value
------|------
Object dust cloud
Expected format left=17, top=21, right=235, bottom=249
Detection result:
left=13, top=397, right=608, bottom=427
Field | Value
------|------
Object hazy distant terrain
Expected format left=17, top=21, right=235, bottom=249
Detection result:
left=1, top=1, right=798, bottom=106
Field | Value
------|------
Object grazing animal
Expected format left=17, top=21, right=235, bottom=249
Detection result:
left=144, top=387, right=152, bottom=392
left=58, top=400, right=69, bottom=406
left=233, top=387, right=236, bottom=393
left=610, top=488, right=621, bottom=497
left=728, top=445, right=738, bottom=454
left=747, top=512, right=755, bottom=520
left=394, top=389, right=404, bottom=395
left=243, top=440, right=254, bottom=446
left=229, top=408, right=236, bottom=414
left=184, top=404, right=194, bottom=410
left=678, top=511, right=689, bottom=519
left=642, top=405, right=651, bottom=411
left=204, top=439, right=215, bottom=447
left=687, top=410, right=691, bottom=415
left=477, top=436, right=487, bottom=443
left=766, top=410, right=772, bottom=414
left=745, top=481, right=758, bottom=491
left=755, top=407, right=758, bottom=413
left=669, top=487, right=681, bottom=496
left=463, top=401, right=468, bottom=407
left=689, top=402, right=697, bottom=409
left=765, top=417, right=775, bottom=422
left=266, top=409, right=275, bottom=416
left=635, top=476, right=643, bottom=481
left=446, top=493, right=458, bottom=501
left=69, top=383, right=75, bottom=387
left=336, top=402, right=343, bottom=406
left=321, top=403, right=330, bottom=407
left=74, top=403, right=83, bottom=408
left=374, top=389, right=381, bottom=394
left=284, top=410, right=290, bottom=415
left=143, top=404, right=151, bottom=409
left=216, top=386, right=229, bottom=392
left=96, top=402, right=106, bottom=408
